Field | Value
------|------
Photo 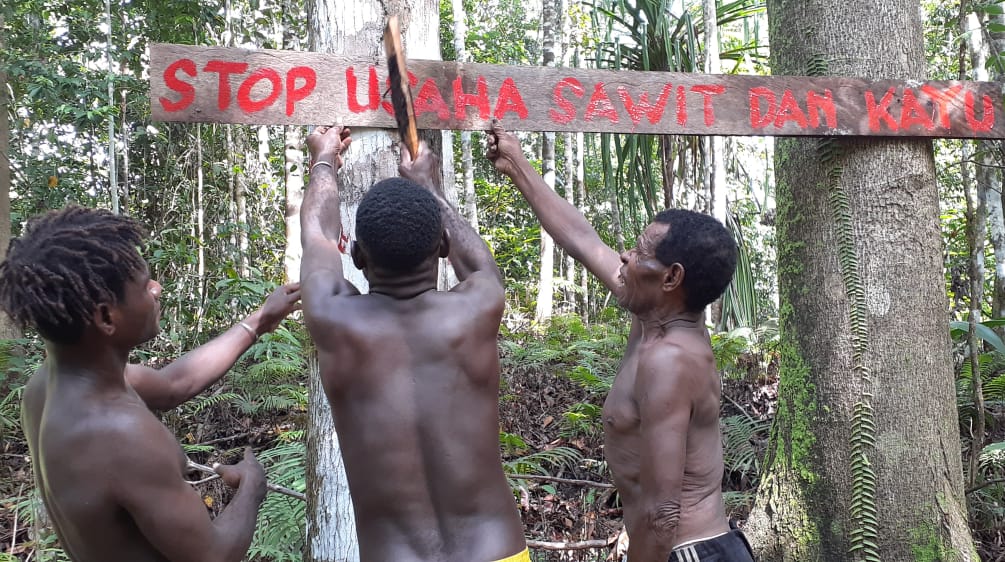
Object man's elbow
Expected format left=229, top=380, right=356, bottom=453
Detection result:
left=647, top=500, right=681, bottom=546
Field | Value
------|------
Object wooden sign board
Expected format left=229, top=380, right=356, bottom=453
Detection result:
left=150, top=43, right=1005, bottom=139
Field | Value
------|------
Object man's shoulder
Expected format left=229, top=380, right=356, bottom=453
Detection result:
left=637, top=337, right=713, bottom=386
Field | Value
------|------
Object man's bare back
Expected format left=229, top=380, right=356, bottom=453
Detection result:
left=300, top=127, right=526, bottom=562
left=314, top=288, right=524, bottom=561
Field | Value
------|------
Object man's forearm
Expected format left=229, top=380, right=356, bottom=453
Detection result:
left=408, top=165, right=499, bottom=282
left=301, top=162, right=342, bottom=245
left=141, top=317, right=260, bottom=409
left=437, top=197, right=500, bottom=282
left=210, top=482, right=266, bottom=562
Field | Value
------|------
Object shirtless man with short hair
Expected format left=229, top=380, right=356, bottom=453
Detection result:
left=487, top=122, right=754, bottom=562
left=300, top=125, right=528, bottom=562
left=6, top=206, right=301, bottom=562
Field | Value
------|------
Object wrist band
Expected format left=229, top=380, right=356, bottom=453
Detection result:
left=311, top=160, right=335, bottom=173
left=238, top=321, right=258, bottom=342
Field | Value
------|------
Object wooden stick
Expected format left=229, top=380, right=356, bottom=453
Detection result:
left=507, top=473, right=615, bottom=489
left=383, top=15, right=420, bottom=159
left=186, top=459, right=306, bottom=501
left=525, top=537, right=617, bottom=551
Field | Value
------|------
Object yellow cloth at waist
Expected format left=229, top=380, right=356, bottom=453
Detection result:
left=491, top=547, right=531, bottom=562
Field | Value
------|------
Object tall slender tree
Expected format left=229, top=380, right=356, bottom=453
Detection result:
left=981, top=8, right=1005, bottom=321
left=304, top=1, right=443, bottom=560
left=451, top=0, right=478, bottom=230
left=745, top=0, right=975, bottom=559
left=0, top=11, right=17, bottom=339
left=536, top=0, right=561, bottom=323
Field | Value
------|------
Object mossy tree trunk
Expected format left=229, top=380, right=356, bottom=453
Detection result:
left=745, top=1, right=974, bottom=560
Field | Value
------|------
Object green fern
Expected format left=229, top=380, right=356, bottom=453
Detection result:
left=561, top=403, right=603, bottom=438
left=821, top=128, right=880, bottom=561
left=503, top=446, right=584, bottom=478
left=186, top=391, right=242, bottom=414
left=721, top=415, right=769, bottom=479
left=248, top=441, right=307, bottom=561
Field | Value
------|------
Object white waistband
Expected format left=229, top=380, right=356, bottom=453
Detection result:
left=672, top=529, right=731, bottom=551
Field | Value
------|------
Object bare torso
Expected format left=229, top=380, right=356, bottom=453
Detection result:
left=22, top=365, right=185, bottom=562
left=314, top=288, right=525, bottom=562
left=602, top=319, right=729, bottom=549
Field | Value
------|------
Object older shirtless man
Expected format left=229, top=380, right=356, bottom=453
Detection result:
left=299, top=125, right=527, bottom=562
left=5, top=206, right=300, bottom=561
left=487, top=122, right=752, bottom=562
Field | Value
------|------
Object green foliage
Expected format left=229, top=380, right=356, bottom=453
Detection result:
left=561, top=402, right=603, bottom=438
left=503, top=446, right=584, bottom=479
left=722, top=414, right=768, bottom=480
left=500, top=431, right=531, bottom=455
left=822, top=139, right=880, bottom=561
left=501, top=313, right=627, bottom=385
left=248, top=441, right=308, bottom=562
left=0, top=337, right=45, bottom=442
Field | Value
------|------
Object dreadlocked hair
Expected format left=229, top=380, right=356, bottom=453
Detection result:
left=0, top=206, right=147, bottom=344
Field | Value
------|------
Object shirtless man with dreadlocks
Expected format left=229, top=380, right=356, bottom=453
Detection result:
left=3, top=206, right=300, bottom=562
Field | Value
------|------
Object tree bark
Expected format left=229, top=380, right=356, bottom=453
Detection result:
left=703, top=0, right=726, bottom=328
left=284, top=126, right=305, bottom=283
left=576, top=132, right=588, bottom=320
left=985, top=10, right=1005, bottom=321
left=304, top=0, right=441, bottom=559
left=964, top=8, right=988, bottom=488
left=536, top=0, right=561, bottom=324
left=451, top=0, right=478, bottom=231
left=0, top=12, right=19, bottom=339
left=745, top=1, right=975, bottom=560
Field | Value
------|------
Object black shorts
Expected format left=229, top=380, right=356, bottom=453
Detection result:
left=668, top=529, right=755, bottom=562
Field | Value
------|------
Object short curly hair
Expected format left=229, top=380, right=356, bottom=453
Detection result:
left=0, top=206, right=147, bottom=344
left=653, top=209, right=737, bottom=312
left=355, top=178, right=443, bottom=273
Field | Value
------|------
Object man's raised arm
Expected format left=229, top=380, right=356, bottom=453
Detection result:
left=399, top=142, right=501, bottom=286
left=300, top=126, right=357, bottom=323
left=486, top=121, right=622, bottom=294
left=126, top=282, right=301, bottom=411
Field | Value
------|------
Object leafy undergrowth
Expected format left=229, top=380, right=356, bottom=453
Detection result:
left=0, top=315, right=779, bottom=562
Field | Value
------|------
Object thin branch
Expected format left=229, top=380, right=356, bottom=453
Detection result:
left=194, top=432, right=253, bottom=447
left=967, top=477, right=1005, bottom=495
left=508, top=473, right=614, bottom=489
left=526, top=537, right=617, bottom=551
left=186, top=459, right=306, bottom=501
left=722, top=391, right=757, bottom=423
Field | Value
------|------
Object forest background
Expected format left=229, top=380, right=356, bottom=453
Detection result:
left=2, top=0, right=1004, bottom=560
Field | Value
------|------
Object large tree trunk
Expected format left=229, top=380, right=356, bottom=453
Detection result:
left=304, top=0, right=441, bottom=559
left=745, top=1, right=974, bottom=560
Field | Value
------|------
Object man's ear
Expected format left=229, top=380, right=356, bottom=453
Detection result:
left=663, top=263, right=685, bottom=292
left=92, top=303, right=116, bottom=336
left=350, top=241, right=366, bottom=271
left=439, top=229, right=450, bottom=259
